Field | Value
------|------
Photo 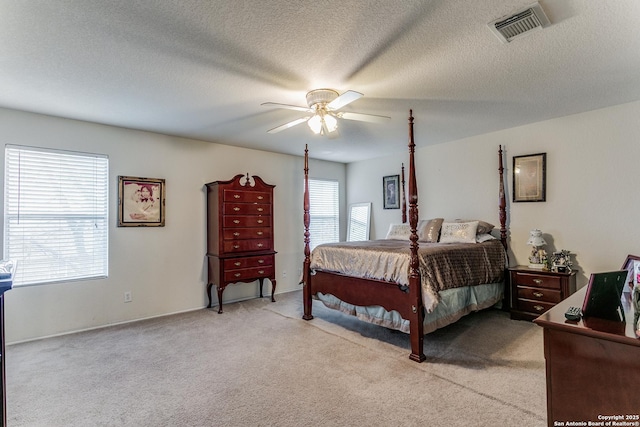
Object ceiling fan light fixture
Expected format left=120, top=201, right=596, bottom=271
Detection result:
left=324, top=114, right=338, bottom=133
left=307, top=114, right=323, bottom=134
left=307, top=111, right=338, bottom=135
left=263, top=88, right=389, bottom=134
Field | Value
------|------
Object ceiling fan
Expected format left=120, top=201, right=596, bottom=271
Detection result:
left=261, top=89, right=390, bottom=136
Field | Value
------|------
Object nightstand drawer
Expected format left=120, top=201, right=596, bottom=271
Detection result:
left=518, top=299, right=555, bottom=315
left=517, top=286, right=562, bottom=303
left=513, top=272, right=561, bottom=289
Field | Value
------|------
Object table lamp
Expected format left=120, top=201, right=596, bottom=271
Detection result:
left=527, top=229, right=547, bottom=269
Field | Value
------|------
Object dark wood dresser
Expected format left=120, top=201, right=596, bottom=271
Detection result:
left=509, top=266, right=576, bottom=321
left=205, top=174, right=276, bottom=313
left=534, top=287, right=640, bottom=426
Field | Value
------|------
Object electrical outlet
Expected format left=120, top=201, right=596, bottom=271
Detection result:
left=124, top=291, right=132, bottom=303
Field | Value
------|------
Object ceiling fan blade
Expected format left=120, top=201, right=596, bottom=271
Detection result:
left=326, top=90, right=363, bottom=111
left=267, top=117, right=310, bottom=134
left=261, top=102, right=312, bottom=113
left=339, top=111, right=390, bottom=123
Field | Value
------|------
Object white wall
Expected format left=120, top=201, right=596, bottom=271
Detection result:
left=347, top=101, right=640, bottom=289
left=0, top=107, right=345, bottom=343
left=4, top=99, right=638, bottom=342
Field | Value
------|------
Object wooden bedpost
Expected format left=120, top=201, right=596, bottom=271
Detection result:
left=401, top=163, right=407, bottom=223
left=498, top=145, right=510, bottom=311
left=407, top=110, right=426, bottom=363
left=498, top=145, right=507, bottom=252
left=302, top=144, right=313, bottom=320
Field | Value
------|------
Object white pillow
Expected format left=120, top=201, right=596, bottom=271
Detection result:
left=476, top=233, right=496, bottom=243
left=385, top=223, right=412, bottom=240
left=439, top=221, right=479, bottom=243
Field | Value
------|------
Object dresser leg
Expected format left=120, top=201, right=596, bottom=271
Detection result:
left=259, top=278, right=276, bottom=302
left=217, top=285, right=225, bottom=314
left=206, top=283, right=213, bottom=308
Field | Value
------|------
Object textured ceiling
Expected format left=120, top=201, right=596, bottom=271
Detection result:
left=1, top=1, right=640, bottom=162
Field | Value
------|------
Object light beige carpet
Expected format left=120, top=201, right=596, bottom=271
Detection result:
left=6, top=290, right=547, bottom=426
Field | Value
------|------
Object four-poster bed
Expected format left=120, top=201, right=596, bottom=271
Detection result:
left=302, top=110, right=509, bottom=362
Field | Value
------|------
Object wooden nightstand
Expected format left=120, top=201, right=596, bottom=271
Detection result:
left=509, top=266, right=577, bottom=321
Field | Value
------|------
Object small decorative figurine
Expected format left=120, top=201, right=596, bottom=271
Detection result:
left=551, top=250, right=572, bottom=272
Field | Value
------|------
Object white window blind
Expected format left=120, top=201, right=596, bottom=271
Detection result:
left=4, top=145, right=109, bottom=286
left=308, top=179, right=339, bottom=250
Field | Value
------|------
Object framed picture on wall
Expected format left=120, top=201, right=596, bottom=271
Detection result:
left=513, top=153, right=546, bottom=202
left=118, top=176, right=166, bottom=227
left=383, top=175, right=400, bottom=209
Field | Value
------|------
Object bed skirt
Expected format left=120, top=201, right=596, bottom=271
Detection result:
left=315, top=282, right=503, bottom=334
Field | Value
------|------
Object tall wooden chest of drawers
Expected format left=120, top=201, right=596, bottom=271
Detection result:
left=509, top=266, right=576, bottom=321
left=206, top=174, right=276, bottom=313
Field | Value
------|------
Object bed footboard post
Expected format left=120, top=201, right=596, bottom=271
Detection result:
left=498, top=145, right=508, bottom=254
left=302, top=145, right=313, bottom=321
left=407, top=110, right=426, bottom=363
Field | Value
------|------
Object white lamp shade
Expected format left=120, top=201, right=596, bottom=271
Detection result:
left=307, top=115, right=322, bottom=134
left=526, top=229, right=547, bottom=246
left=324, top=114, right=337, bottom=133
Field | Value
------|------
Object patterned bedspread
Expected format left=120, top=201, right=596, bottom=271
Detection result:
left=310, top=239, right=506, bottom=312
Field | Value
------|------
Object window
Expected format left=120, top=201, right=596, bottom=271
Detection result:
left=308, top=178, right=339, bottom=250
left=4, top=145, right=109, bottom=286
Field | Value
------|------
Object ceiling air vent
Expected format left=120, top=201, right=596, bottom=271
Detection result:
left=488, top=2, right=550, bottom=43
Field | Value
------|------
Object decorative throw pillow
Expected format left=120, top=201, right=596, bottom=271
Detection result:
left=476, top=233, right=496, bottom=243
left=385, top=223, right=412, bottom=240
left=439, top=221, right=479, bottom=243
left=418, top=218, right=444, bottom=242
left=455, top=219, right=494, bottom=235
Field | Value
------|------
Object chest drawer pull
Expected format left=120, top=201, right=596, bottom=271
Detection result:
left=234, top=194, right=240, bottom=199
left=257, top=231, right=263, bottom=236
left=234, top=273, right=242, bottom=278
left=533, top=291, right=544, bottom=298
left=233, top=245, right=240, bottom=249
left=257, top=207, right=264, bottom=212
left=233, top=232, right=240, bottom=237
left=257, top=195, right=264, bottom=200
left=258, top=270, right=265, bottom=274
left=233, top=207, right=240, bottom=212
left=233, top=220, right=240, bottom=224
left=234, top=262, right=242, bottom=267
left=257, top=243, right=264, bottom=248
left=533, top=279, right=543, bottom=284
left=257, top=219, right=264, bottom=224
left=533, top=305, right=545, bottom=312
left=258, top=259, right=264, bottom=264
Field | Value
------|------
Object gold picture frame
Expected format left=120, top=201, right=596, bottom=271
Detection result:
left=513, top=153, right=546, bottom=202
left=118, top=176, right=165, bottom=227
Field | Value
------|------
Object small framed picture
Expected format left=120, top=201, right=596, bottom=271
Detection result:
left=383, top=175, right=400, bottom=209
left=118, top=176, right=165, bottom=227
left=513, top=153, right=546, bottom=202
